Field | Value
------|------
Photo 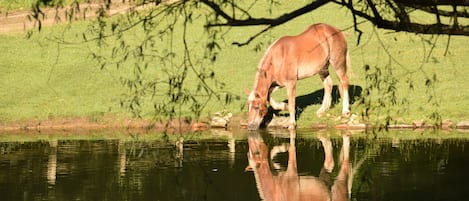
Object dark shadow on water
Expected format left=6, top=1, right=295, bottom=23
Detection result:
left=260, top=85, right=362, bottom=128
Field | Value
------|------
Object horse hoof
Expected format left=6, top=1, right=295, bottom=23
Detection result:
left=341, top=112, right=351, bottom=118
left=316, top=111, right=325, bottom=118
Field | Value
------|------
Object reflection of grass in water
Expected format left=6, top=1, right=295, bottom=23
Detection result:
left=0, top=129, right=233, bottom=143
left=348, top=134, right=468, bottom=197
left=2, top=128, right=467, bottom=143
left=295, top=129, right=469, bottom=143
left=0, top=2, right=468, bottom=127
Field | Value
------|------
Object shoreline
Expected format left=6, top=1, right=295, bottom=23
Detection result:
left=1, top=115, right=468, bottom=133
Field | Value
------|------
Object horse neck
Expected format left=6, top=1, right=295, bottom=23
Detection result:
left=248, top=141, right=278, bottom=201
left=252, top=45, right=274, bottom=100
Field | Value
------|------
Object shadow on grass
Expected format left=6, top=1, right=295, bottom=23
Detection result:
left=260, top=85, right=362, bottom=128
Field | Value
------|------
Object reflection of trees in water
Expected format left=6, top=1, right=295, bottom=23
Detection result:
left=349, top=137, right=468, bottom=200
left=0, top=133, right=467, bottom=200
left=47, top=139, right=58, bottom=186
left=0, top=140, right=184, bottom=200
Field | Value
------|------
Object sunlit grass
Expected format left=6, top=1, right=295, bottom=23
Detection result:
left=0, top=2, right=468, bottom=127
left=0, top=22, right=126, bottom=121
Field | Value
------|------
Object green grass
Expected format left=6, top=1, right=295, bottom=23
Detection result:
left=0, top=2, right=468, bottom=127
left=0, top=22, right=126, bottom=121
left=1, top=0, right=37, bottom=12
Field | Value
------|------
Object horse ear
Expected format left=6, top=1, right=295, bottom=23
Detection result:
left=254, top=92, right=261, bottom=98
left=258, top=69, right=268, bottom=78
left=244, top=89, right=251, bottom=96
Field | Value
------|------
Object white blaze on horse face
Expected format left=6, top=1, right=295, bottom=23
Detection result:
left=247, top=92, right=263, bottom=130
left=248, top=92, right=255, bottom=111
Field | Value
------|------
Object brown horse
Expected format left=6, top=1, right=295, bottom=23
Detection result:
left=246, top=131, right=351, bottom=201
left=247, top=23, right=351, bottom=130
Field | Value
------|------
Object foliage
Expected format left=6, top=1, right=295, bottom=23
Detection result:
left=357, top=63, right=410, bottom=128
left=81, top=1, right=239, bottom=123
left=354, top=32, right=445, bottom=128
left=0, top=0, right=62, bottom=12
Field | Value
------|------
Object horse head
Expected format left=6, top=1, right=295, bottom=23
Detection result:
left=247, top=91, right=268, bottom=130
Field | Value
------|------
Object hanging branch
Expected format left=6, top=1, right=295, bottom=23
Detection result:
left=331, top=0, right=469, bottom=36
left=200, top=0, right=329, bottom=27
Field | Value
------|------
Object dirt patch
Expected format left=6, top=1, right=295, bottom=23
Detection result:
left=0, top=2, right=155, bottom=34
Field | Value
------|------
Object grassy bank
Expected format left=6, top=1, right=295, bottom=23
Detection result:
left=1, top=2, right=468, bottom=128
left=0, top=21, right=126, bottom=122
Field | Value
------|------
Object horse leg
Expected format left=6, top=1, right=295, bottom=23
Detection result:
left=317, top=71, right=333, bottom=117
left=336, top=71, right=350, bottom=117
left=336, top=63, right=350, bottom=117
left=269, top=86, right=287, bottom=111
left=331, top=134, right=351, bottom=201
left=330, top=50, right=351, bottom=117
left=286, top=83, right=297, bottom=130
left=318, top=135, right=334, bottom=172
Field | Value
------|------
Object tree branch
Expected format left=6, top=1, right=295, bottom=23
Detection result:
left=232, top=25, right=272, bottom=47
left=395, top=0, right=469, bottom=6
left=200, top=0, right=330, bottom=27
left=377, top=20, right=469, bottom=36
left=332, top=0, right=469, bottom=36
left=404, top=4, right=469, bottom=18
left=365, top=0, right=384, bottom=22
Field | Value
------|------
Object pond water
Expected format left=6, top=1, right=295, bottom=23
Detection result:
left=0, top=129, right=468, bottom=201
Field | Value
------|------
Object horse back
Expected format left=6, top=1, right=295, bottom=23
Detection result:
left=266, top=23, right=347, bottom=83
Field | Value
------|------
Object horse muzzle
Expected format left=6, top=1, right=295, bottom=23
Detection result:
left=247, top=122, right=260, bottom=131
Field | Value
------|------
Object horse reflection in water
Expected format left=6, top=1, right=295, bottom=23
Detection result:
left=47, top=139, right=58, bottom=186
left=246, top=131, right=351, bottom=201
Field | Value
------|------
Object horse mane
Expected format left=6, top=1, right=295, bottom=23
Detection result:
left=251, top=39, right=279, bottom=93
left=258, top=39, right=279, bottom=72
